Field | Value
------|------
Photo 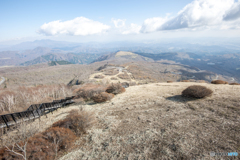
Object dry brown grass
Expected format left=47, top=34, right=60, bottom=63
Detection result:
left=60, top=82, right=240, bottom=160
left=92, top=92, right=114, bottom=103
left=105, top=83, right=125, bottom=95
left=182, top=85, right=213, bottom=98
left=167, top=81, right=173, bottom=83
left=211, top=80, right=228, bottom=84
left=0, top=108, right=95, bottom=160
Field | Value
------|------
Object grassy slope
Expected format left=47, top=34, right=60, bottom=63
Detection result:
left=54, top=82, right=238, bottom=159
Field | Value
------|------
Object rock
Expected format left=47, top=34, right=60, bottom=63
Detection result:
left=68, top=78, right=84, bottom=86
left=121, top=82, right=129, bottom=88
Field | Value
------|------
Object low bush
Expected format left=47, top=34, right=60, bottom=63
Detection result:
left=110, top=77, right=118, bottom=80
left=52, top=109, right=95, bottom=136
left=105, top=83, right=125, bottom=95
left=167, top=81, right=173, bottom=83
left=74, top=84, right=106, bottom=101
left=229, top=83, right=240, bottom=85
left=182, top=85, right=213, bottom=98
left=117, top=72, right=130, bottom=80
left=180, top=80, right=190, bottom=82
left=94, top=75, right=105, bottom=79
left=0, top=127, right=76, bottom=160
left=211, top=80, right=228, bottom=84
left=92, top=92, right=114, bottom=103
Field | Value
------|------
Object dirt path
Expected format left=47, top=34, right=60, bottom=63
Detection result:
left=0, top=77, right=5, bottom=85
left=89, top=66, right=138, bottom=84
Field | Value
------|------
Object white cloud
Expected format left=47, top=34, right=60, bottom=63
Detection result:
left=122, top=23, right=141, bottom=34
left=112, top=18, right=126, bottom=28
left=223, top=1, right=240, bottom=21
left=141, top=17, right=168, bottom=33
left=38, top=17, right=110, bottom=36
left=141, top=0, right=237, bottom=33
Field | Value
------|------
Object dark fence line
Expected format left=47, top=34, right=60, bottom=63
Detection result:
left=0, top=96, right=75, bottom=129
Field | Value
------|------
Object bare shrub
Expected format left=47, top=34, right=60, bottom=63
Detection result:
left=182, top=85, right=213, bottom=98
left=94, top=75, right=105, bottom=79
left=52, top=109, right=95, bottom=136
left=105, top=83, right=125, bottom=95
left=211, top=80, right=228, bottom=84
left=180, top=80, right=190, bottom=82
left=110, top=77, right=118, bottom=80
left=167, top=81, right=173, bottom=83
left=117, top=72, right=130, bottom=80
left=229, top=82, right=240, bottom=85
left=92, top=92, right=114, bottom=103
left=103, top=69, right=119, bottom=76
left=0, top=84, right=73, bottom=114
left=74, top=84, right=106, bottom=101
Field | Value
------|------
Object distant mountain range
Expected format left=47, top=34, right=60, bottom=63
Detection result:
left=20, top=52, right=99, bottom=66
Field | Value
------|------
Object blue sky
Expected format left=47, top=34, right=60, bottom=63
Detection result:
left=1, top=0, right=240, bottom=44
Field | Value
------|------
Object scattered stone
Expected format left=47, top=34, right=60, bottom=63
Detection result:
left=121, top=82, right=130, bottom=88
left=170, top=144, right=177, bottom=151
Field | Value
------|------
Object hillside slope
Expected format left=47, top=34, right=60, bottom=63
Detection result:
left=92, top=51, right=154, bottom=63
left=29, top=82, right=238, bottom=160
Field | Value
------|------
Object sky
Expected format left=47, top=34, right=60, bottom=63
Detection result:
left=1, top=0, right=240, bottom=44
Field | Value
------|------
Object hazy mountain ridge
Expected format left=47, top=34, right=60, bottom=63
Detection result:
left=20, top=52, right=99, bottom=66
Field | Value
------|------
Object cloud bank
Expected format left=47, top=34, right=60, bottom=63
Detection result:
left=38, top=0, right=240, bottom=37
left=141, top=0, right=238, bottom=33
left=223, top=1, right=240, bottom=21
left=38, top=17, right=110, bottom=36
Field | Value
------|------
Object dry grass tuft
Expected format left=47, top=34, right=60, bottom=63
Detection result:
left=182, top=85, right=213, bottom=98
left=211, top=80, right=228, bottom=84
left=105, top=83, right=126, bottom=95
left=229, top=82, right=240, bottom=85
left=92, top=92, right=114, bottom=103
left=167, top=81, right=173, bottom=83
left=52, top=109, right=95, bottom=136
